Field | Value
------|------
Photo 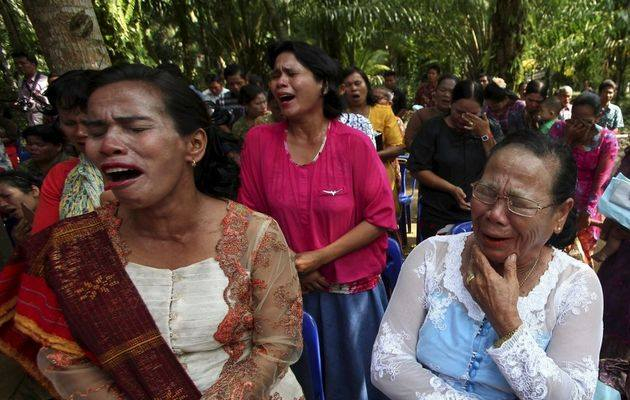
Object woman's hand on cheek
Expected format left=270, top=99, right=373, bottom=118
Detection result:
left=466, top=243, right=522, bottom=336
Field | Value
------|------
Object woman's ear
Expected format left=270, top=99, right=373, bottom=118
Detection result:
left=553, top=197, right=574, bottom=233
left=186, top=128, right=208, bottom=165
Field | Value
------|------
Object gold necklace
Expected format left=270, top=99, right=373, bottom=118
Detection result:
left=519, top=249, right=543, bottom=288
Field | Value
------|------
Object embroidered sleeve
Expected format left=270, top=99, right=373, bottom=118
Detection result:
left=371, top=239, right=475, bottom=399
left=203, top=219, right=302, bottom=400
left=487, top=268, right=603, bottom=400
left=37, top=347, right=126, bottom=399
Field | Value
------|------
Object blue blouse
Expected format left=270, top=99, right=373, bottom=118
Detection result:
left=371, top=233, right=603, bottom=400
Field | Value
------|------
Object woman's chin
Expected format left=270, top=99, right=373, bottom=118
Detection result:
left=476, top=235, right=516, bottom=264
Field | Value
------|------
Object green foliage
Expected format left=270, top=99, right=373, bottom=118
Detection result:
left=0, top=0, right=626, bottom=100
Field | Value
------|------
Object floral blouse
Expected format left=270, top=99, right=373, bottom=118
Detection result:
left=371, top=233, right=603, bottom=399
left=36, top=202, right=304, bottom=399
left=549, top=122, right=619, bottom=217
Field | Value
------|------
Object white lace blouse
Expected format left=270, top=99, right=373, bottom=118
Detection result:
left=371, top=233, right=603, bottom=399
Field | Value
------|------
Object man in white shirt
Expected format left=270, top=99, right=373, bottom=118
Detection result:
left=557, top=86, right=573, bottom=120
left=202, top=73, right=229, bottom=105
left=12, top=52, right=49, bottom=126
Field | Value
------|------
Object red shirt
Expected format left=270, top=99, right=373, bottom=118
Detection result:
left=32, top=158, right=79, bottom=233
left=238, top=121, right=397, bottom=286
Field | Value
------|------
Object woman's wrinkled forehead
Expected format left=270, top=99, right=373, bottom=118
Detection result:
left=483, top=146, right=556, bottom=196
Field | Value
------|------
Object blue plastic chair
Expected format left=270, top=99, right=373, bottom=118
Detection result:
left=398, top=159, right=416, bottom=245
left=302, top=312, right=325, bottom=400
left=451, top=221, right=473, bottom=234
left=383, top=237, right=404, bottom=296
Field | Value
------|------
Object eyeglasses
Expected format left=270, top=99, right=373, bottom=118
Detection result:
left=471, top=182, right=556, bottom=217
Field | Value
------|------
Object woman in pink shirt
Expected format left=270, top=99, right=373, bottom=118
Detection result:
left=549, top=91, right=619, bottom=263
left=238, top=41, right=397, bottom=400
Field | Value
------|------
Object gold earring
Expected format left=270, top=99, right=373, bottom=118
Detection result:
left=191, top=159, right=197, bottom=168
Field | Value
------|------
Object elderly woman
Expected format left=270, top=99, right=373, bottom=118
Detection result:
left=239, top=41, right=396, bottom=400
left=372, top=132, right=603, bottom=399
left=549, top=92, right=619, bottom=263
left=8, top=64, right=303, bottom=400
left=408, top=80, right=502, bottom=240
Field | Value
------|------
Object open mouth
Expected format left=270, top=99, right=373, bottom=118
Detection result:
left=105, top=167, right=142, bottom=182
left=101, top=164, right=144, bottom=190
left=278, top=94, right=295, bottom=105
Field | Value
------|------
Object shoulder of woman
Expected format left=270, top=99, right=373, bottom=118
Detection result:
left=551, top=248, right=601, bottom=287
left=372, top=103, right=395, bottom=117
left=26, top=209, right=105, bottom=263
left=332, top=119, right=374, bottom=146
left=243, top=122, right=285, bottom=143
left=421, top=115, right=447, bottom=135
left=406, top=233, right=464, bottom=265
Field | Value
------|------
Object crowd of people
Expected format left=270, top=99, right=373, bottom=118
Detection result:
left=0, top=41, right=627, bottom=400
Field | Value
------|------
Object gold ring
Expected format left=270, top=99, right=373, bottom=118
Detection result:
left=466, top=273, right=476, bottom=285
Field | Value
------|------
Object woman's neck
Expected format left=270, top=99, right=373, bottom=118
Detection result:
left=286, top=113, right=329, bottom=141
left=119, top=179, right=212, bottom=241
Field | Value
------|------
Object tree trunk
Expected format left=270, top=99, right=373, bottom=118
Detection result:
left=489, top=0, right=525, bottom=83
left=261, top=0, right=287, bottom=41
left=0, top=43, right=18, bottom=93
left=21, top=0, right=110, bottom=74
left=0, top=0, right=28, bottom=52
left=173, top=0, right=194, bottom=79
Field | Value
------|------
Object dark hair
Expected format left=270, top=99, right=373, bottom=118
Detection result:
left=11, top=51, right=37, bottom=65
left=571, top=92, right=601, bottom=115
left=427, top=64, right=441, bottom=74
left=477, top=71, right=488, bottom=79
left=22, top=124, right=64, bottom=145
left=341, top=66, right=376, bottom=106
left=452, top=80, right=484, bottom=105
left=0, top=170, right=41, bottom=192
left=156, top=63, right=184, bottom=79
left=488, top=130, right=577, bottom=247
left=238, top=84, right=265, bottom=105
left=525, top=79, right=548, bottom=99
left=268, top=41, right=343, bottom=119
left=382, top=70, right=396, bottom=78
left=46, top=70, right=97, bottom=112
left=438, top=74, right=459, bottom=86
left=247, top=73, right=264, bottom=88
left=484, top=81, right=509, bottom=102
left=598, top=79, right=617, bottom=94
left=224, top=64, right=245, bottom=79
left=205, top=73, right=222, bottom=84
left=88, top=64, right=239, bottom=199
